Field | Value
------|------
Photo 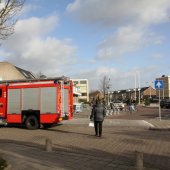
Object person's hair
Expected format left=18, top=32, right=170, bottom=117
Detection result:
left=96, top=99, right=101, bottom=105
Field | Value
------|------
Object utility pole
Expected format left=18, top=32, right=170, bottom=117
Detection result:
left=134, top=73, right=137, bottom=100
left=137, top=71, right=141, bottom=104
left=107, top=78, right=111, bottom=105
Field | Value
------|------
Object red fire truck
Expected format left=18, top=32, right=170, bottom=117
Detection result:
left=0, top=77, right=73, bottom=129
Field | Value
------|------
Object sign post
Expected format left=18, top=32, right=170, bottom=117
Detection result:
left=154, top=80, right=164, bottom=121
left=158, top=89, right=161, bottom=120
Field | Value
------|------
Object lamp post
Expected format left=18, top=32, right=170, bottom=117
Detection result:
left=138, top=88, right=141, bottom=104
left=107, top=78, right=111, bottom=105
left=136, top=71, right=141, bottom=104
left=134, top=73, right=137, bottom=100
left=127, top=89, right=131, bottom=99
left=112, top=91, right=114, bottom=101
left=117, top=90, right=120, bottom=100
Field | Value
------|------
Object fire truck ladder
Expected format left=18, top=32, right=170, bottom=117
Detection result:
left=0, top=76, right=69, bottom=84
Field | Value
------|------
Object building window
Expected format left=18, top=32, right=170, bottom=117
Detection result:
left=74, top=81, right=79, bottom=85
left=80, top=80, right=87, bottom=84
left=82, top=93, right=87, bottom=96
left=80, top=87, right=86, bottom=91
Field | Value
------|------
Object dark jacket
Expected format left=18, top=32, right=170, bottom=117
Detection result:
left=91, top=104, right=106, bottom=121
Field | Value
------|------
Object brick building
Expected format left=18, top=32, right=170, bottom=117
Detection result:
left=110, top=86, right=156, bottom=101
left=156, top=75, right=170, bottom=99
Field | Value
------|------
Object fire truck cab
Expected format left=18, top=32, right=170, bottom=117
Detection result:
left=0, top=77, right=73, bottom=129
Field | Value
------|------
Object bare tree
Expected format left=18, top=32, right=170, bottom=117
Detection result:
left=0, top=0, right=25, bottom=40
left=99, top=75, right=111, bottom=100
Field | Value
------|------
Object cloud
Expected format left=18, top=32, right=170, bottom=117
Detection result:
left=96, top=25, right=164, bottom=60
left=0, top=14, right=77, bottom=76
left=73, top=66, right=132, bottom=90
left=67, top=0, right=167, bottom=61
left=151, top=53, right=164, bottom=59
left=73, top=65, right=160, bottom=91
left=20, top=4, right=40, bottom=16
left=67, top=0, right=170, bottom=27
left=0, top=1, right=5, bottom=10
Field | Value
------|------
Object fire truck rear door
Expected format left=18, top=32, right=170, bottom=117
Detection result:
left=0, top=85, right=7, bottom=118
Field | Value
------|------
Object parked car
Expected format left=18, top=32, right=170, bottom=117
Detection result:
left=160, top=99, right=170, bottom=108
left=73, top=103, right=83, bottom=113
left=110, top=100, right=125, bottom=110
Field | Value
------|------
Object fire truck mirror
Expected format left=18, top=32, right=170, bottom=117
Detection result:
left=64, top=81, right=69, bottom=85
left=54, top=80, right=58, bottom=84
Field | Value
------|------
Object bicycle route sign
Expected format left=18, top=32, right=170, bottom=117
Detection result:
left=154, top=80, right=164, bottom=90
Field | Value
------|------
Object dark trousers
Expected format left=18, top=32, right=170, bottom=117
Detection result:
left=94, top=121, right=103, bottom=136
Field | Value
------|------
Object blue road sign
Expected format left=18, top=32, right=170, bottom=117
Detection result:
left=154, top=80, right=164, bottom=90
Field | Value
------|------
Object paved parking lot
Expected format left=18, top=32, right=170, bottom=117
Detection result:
left=0, top=106, right=170, bottom=170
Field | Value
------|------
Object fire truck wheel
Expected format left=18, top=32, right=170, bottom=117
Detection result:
left=25, top=115, right=39, bottom=130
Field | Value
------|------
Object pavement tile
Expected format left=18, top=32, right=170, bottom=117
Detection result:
left=0, top=107, right=170, bottom=170
left=146, top=119, right=170, bottom=130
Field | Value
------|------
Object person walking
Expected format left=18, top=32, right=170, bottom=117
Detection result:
left=90, top=99, right=106, bottom=137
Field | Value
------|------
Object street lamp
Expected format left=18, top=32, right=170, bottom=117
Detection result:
left=136, top=71, right=141, bottom=104
left=138, top=88, right=140, bottom=104
left=163, top=86, right=165, bottom=99
left=134, top=73, right=137, bottom=100
left=106, top=78, right=111, bottom=105
left=127, top=89, right=131, bottom=99
left=112, top=91, right=114, bottom=101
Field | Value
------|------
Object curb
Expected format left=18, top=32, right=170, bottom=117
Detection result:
left=149, top=127, right=170, bottom=131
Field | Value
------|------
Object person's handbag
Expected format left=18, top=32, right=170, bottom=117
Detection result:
left=90, top=114, right=94, bottom=121
left=89, top=121, right=94, bottom=127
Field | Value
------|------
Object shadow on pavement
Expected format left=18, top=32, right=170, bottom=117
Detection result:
left=41, top=128, right=93, bottom=137
left=112, top=128, right=170, bottom=142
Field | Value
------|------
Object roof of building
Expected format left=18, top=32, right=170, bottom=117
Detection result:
left=0, top=62, right=36, bottom=80
left=111, top=86, right=150, bottom=93
left=15, top=66, right=36, bottom=79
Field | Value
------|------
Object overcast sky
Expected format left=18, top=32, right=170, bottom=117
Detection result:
left=0, top=0, right=170, bottom=91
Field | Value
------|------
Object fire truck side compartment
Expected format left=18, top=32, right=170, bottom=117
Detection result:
left=40, top=87, right=57, bottom=113
left=7, top=87, right=57, bottom=114
left=7, top=89, right=21, bottom=114
left=7, top=87, right=58, bottom=125
left=63, top=88, right=69, bottom=115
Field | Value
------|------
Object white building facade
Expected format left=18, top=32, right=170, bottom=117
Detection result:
left=72, top=79, right=89, bottom=102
